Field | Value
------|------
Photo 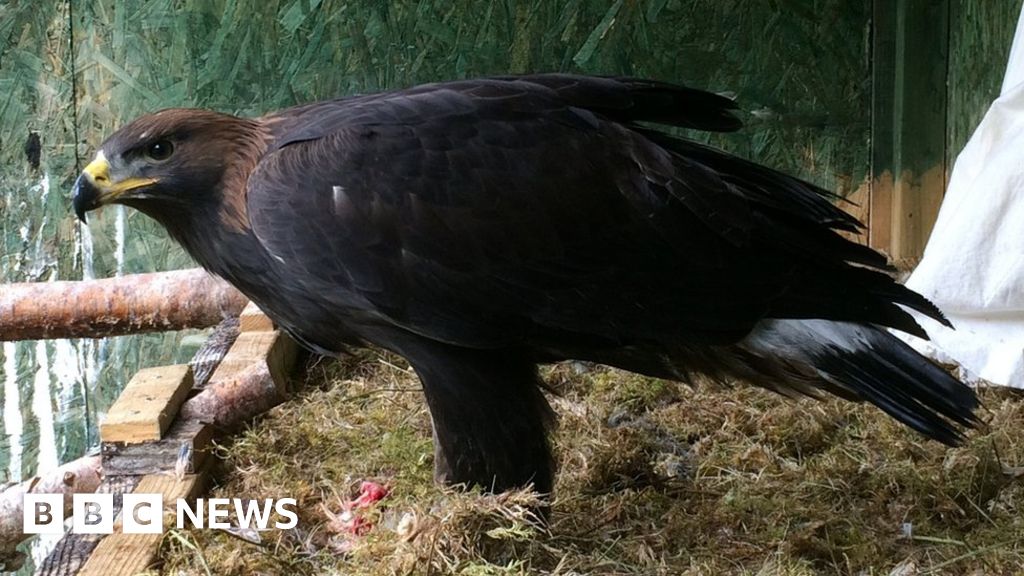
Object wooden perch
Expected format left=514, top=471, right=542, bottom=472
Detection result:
left=181, top=362, right=282, bottom=428
left=28, top=307, right=301, bottom=574
left=181, top=330, right=299, bottom=428
left=0, top=268, right=247, bottom=341
left=0, top=456, right=103, bottom=568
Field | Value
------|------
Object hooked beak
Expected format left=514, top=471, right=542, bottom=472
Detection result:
left=72, top=152, right=157, bottom=223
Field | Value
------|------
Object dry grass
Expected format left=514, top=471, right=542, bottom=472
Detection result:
left=161, top=350, right=1024, bottom=575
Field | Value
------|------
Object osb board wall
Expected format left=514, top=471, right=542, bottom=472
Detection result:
left=1, top=0, right=1020, bottom=272
left=2, top=0, right=872, bottom=281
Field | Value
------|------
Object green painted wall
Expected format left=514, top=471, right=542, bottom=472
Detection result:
left=2, top=0, right=880, bottom=309
left=947, top=0, right=1024, bottom=166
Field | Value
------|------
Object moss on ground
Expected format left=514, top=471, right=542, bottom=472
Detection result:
left=161, top=350, right=1024, bottom=575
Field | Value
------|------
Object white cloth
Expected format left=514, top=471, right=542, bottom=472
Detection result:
left=903, top=3, right=1024, bottom=387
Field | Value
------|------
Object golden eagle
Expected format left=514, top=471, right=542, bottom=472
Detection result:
left=73, top=75, right=978, bottom=495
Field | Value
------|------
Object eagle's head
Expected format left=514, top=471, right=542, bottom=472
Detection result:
left=72, top=109, right=266, bottom=231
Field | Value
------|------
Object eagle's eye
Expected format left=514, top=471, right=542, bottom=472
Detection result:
left=145, top=140, right=174, bottom=162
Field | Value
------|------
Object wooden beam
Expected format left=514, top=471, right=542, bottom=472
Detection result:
left=209, top=330, right=297, bottom=393
left=112, top=473, right=208, bottom=532
left=36, top=475, right=142, bottom=576
left=39, top=302, right=268, bottom=574
left=76, top=533, right=162, bottom=576
left=101, top=419, right=213, bottom=477
left=39, top=299, right=299, bottom=572
left=870, top=0, right=950, bottom=262
left=239, top=301, right=275, bottom=332
left=100, top=364, right=195, bottom=444
left=77, top=474, right=207, bottom=576
left=180, top=330, right=300, bottom=428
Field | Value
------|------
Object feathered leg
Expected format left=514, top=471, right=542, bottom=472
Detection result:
left=379, top=333, right=557, bottom=494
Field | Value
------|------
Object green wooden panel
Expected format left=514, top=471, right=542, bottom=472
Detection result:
left=0, top=0, right=77, bottom=283
left=67, top=0, right=872, bottom=197
left=872, top=0, right=950, bottom=176
left=72, top=0, right=195, bottom=277
left=947, top=0, right=1023, bottom=165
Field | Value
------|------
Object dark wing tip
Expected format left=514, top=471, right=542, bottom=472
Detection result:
left=619, top=77, right=744, bottom=132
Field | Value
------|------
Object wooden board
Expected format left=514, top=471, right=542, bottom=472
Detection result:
left=75, top=533, right=163, bottom=576
left=209, top=330, right=297, bottom=393
left=100, top=364, right=195, bottom=444
left=870, top=0, right=950, bottom=260
left=239, top=301, right=274, bottom=332
left=78, top=474, right=206, bottom=576
left=101, top=419, right=213, bottom=477
left=133, top=473, right=206, bottom=501
left=36, top=475, right=141, bottom=576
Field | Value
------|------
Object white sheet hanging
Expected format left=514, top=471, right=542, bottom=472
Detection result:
left=902, top=3, right=1024, bottom=387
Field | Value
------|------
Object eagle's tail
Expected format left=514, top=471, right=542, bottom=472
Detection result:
left=733, top=319, right=980, bottom=445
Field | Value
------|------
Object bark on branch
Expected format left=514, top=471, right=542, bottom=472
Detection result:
left=0, top=269, right=247, bottom=341
left=180, top=331, right=299, bottom=429
left=180, top=362, right=286, bottom=428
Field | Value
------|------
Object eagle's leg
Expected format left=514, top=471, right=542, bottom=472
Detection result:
left=429, top=418, right=454, bottom=485
left=382, top=334, right=556, bottom=495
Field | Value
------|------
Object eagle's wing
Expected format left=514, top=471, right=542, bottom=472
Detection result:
left=244, top=75, right=943, bottom=351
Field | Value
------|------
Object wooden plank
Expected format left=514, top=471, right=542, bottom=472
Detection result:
left=179, top=326, right=301, bottom=428
left=239, top=301, right=274, bottom=332
left=100, top=364, right=194, bottom=444
left=892, top=165, right=945, bottom=269
left=870, top=0, right=898, bottom=256
left=265, top=331, right=299, bottom=392
left=75, top=533, right=163, bottom=576
left=78, top=474, right=206, bottom=576
left=41, top=299, right=293, bottom=575
left=133, top=473, right=206, bottom=500
left=870, top=0, right=950, bottom=261
left=102, top=419, right=213, bottom=477
left=37, top=475, right=141, bottom=576
left=209, top=330, right=298, bottom=393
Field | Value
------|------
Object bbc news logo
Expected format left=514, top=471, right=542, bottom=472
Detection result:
left=23, top=494, right=298, bottom=534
